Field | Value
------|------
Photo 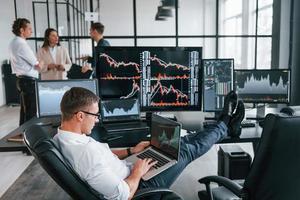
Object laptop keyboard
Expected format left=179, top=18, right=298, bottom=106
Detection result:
left=137, top=149, right=170, bottom=169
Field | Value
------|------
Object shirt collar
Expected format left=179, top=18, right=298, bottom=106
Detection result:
left=57, top=128, right=90, bottom=144
left=16, top=36, right=26, bottom=42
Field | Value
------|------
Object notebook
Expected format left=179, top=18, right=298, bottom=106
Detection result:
left=100, top=98, right=148, bottom=133
left=125, top=114, right=181, bottom=180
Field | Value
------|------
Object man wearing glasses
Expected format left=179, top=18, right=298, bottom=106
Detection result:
left=54, top=87, right=244, bottom=199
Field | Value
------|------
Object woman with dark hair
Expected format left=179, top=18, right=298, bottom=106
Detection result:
left=37, top=28, right=71, bottom=80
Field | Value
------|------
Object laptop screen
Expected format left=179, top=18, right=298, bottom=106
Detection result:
left=151, top=114, right=181, bottom=160
left=100, top=98, right=140, bottom=122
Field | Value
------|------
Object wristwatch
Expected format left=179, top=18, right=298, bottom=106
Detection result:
left=127, top=148, right=132, bottom=156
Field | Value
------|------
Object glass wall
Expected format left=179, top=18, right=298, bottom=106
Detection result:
left=14, top=0, right=274, bottom=69
left=15, top=0, right=91, bottom=65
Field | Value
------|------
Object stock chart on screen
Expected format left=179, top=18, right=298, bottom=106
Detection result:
left=203, top=59, right=234, bottom=112
left=235, top=69, right=290, bottom=103
left=96, top=47, right=202, bottom=111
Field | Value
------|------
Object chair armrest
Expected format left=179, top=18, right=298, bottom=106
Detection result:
left=199, top=176, right=243, bottom=198
left=133, top=187, right=182, bottom=200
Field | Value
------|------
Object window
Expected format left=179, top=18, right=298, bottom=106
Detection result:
left=15, top=0, right=274, bottom=69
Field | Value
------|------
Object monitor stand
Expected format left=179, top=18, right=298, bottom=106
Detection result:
left=246, top=103, right=266, bottom=121
left=256, top=104, right=266, bottom=119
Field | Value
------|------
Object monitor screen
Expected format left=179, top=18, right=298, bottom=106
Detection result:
left=202, top=59, right=234, bottom=111
left=36, top=79, right=98, bottom=118
left=100, top=98, right=140, bottom=122
left=96, top=47, right=202, bottom=111
left=151, top=114, right=181, bottom=160
left=234, top=69, right=290, bottom=103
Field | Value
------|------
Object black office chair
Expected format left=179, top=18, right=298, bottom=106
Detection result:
left=198, top=113, right=300, bottom=200
left=24, top=125, right=182, bottom=200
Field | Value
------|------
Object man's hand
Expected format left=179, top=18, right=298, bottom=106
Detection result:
left=125, top=158, right=158, bottom=199
left=81, top=64, right=92, bottom=73
left=132, top=158, right=158, bottom=178
left=131, top=141, right=150, bottom=154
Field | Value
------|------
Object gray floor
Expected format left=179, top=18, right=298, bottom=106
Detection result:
left=0, top=105, right=253, bottom=199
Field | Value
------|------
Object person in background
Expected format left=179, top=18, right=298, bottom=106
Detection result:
left=54, top=88, right=245, bottom=199
left=37, top=28, right=72, bottom=80
left=8, top=18, right=42, bottom=141
left=79, top=22, right=110, bottom=73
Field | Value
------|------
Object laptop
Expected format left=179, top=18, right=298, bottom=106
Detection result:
left=125, top=114, right=181, bottom=180
left=100, top=98, right=149, bottom=133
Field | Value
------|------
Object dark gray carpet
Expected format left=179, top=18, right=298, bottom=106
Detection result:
left=1, top=159, right=70, bottom=200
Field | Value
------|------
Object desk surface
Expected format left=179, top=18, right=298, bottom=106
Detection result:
left=0, top=116, right=263, bottom=153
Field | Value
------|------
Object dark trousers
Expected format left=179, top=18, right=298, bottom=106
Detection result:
left=16, top=76, right=37, bottom=125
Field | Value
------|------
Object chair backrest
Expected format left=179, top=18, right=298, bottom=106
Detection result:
left=24, top=125, right=103, bottom=200
left=243, top=114, right=300, bottom=200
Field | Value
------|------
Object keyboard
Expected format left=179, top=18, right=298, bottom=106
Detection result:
left=137, top=149, right=169, bottom=169
left=241, top=120, right=256, bottom=128
left=103, top=122, right=148, bottom=132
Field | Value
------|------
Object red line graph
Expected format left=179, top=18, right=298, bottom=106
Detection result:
left=151, top=101, right=189, bottom=107
left=101, top=73, right=141, bottom=80
left=100, top=53, right=141, bottom=73
left=121, top=80, right=140, bottom=99
left=151, top=81, right=188, bottom=102
left=150, top=56, right=189, bottom=71
left=153, top=73, right=189, bottom=80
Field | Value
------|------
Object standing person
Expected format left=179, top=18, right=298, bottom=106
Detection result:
left=37, top=28, right=72, bottom=80
left=80, top=22, right=110, bottom=73
left=54, top=88, right=245, bottom=199
left=8, top=18, right=41, bottom=131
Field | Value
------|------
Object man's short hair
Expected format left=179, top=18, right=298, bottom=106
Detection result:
left=60, top=87, right=100, bottom=121
left=91, top=22, right=105, bottom=34
left=12, top=18, right=30, bottom=36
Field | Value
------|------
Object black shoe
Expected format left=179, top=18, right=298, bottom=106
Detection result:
left=228, top=100, right=245, bottom=137
left=218, top=91, right=238, bottom=125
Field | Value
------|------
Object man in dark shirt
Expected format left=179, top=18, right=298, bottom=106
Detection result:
left=81, top=22, right=110, bottom=73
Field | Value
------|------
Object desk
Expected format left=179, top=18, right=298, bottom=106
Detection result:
left=0, top=117, right=262, bottom=153
left=0, top=117, right=150, bottom=153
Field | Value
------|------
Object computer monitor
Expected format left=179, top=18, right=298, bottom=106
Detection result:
left=202, top=59, right=234, bottom=112
left=100, top=98, right=140, bottom=122
left=234, top=69, right=290, bottom=103
left=36, top=79, right=98, bottom=118
left=96, top=47, right=202, bottom=111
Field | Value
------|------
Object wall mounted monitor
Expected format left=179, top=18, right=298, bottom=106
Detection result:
left=202, top=59, right=234, bottom=112
left=234, top=69, right=290, bottom=103
left=96, top=47, right=202, bottom=111
left=36, top=79, right=98, bottom=118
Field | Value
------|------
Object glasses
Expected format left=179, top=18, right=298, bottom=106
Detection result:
left=76, top=110, right=100, bottom=119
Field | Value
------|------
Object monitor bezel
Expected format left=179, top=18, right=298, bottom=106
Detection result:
left=35, top=79, right=99, bottom=118
left=234, top=69, right=291, bottom=104
left=202, top=58, right=234, bottom=112
left=96, top=46, right=203, bottom=112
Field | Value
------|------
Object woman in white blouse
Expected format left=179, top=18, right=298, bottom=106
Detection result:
left=37, top=28, right=72, bottom=80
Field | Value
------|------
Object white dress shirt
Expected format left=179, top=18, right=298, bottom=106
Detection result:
left=8, top=36, right=39, bottom=78
left=53, top=129, right=132, bottom=200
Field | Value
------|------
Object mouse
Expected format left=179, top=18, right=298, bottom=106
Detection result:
left=280, top=107, right=295, bottom=116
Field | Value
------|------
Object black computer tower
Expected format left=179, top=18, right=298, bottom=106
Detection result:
left=2, top=63, right=19, bottom=105
left=218, top=145, right=252, bottom=180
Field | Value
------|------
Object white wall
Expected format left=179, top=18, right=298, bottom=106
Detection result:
left=0, top=1, right=15, bottom=106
